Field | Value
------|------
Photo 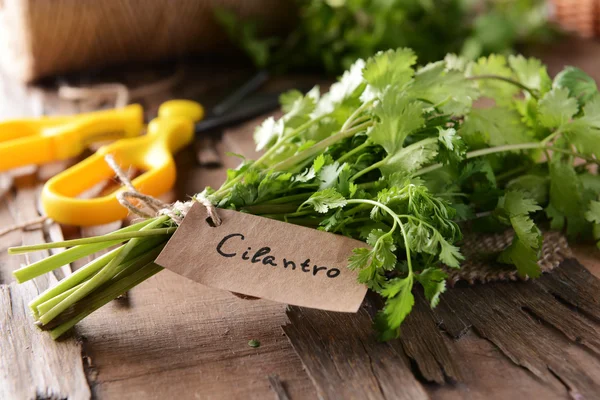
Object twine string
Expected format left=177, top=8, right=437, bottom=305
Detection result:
left=58, top=65, right=184, bottom=109
left=105, top=154, right=221, bottom=226
left=0, top=215, right=49, bottom=237
left=196, top=194, right=222, bottom=227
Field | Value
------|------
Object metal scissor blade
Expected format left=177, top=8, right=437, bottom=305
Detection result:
left=194, top=92, right=281, bottom=134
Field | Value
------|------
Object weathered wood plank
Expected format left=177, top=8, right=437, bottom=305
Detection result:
left=432, top=261, right=600, bottom=399
left=268, top=374, right=291, bottom=400
left=0, top=186, right=90, bottom=400
left=398, top=292, right=465, bottom=384
left=78, top=270, right=316, bottom=400
left=283, top=305, right=430, bottom=400
left=427, top=331, right=568, bottom=400
left=534, top=258, right=600, bottom=323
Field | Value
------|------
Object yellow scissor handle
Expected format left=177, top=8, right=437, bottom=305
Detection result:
left=0, top=104, right=144, bottom=172
left=42, top=100, right=204, bottom=226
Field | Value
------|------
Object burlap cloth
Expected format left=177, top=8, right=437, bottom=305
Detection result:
left=446, top=230, right=572, bottom=285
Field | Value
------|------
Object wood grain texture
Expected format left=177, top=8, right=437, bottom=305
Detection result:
left=433, top=260, right=600, bottom=399
left=398, top=292, right=465, bottom=384
left=283, top=305, right=430, bottom=400
left=0, top=187, right=90, bottom=400
left=268, top=374, right=291, bottom=400
left=78, top=270, right=316, bottom=400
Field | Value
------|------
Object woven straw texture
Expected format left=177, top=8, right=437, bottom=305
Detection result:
left=0, top=0, right=293, bottom=82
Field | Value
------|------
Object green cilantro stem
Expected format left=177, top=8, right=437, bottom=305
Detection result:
left=351, top=137, right=438, bottom=181
left=495, top=165, right=530, bottom=182
left=337, top=140, right=371, bottom=163
left=256, top=115, right=326, bottom=167
left=346, top=199, right=413, bottom=275
left=540, top=127, right=564, bottom=146
left=29, top=248, right=119, bottom=314
left=414, top=142, right=544, bottom=176
left=37, top=216, right=170, bottom=325
left=29, top=233, right=168, bottom=314
left=261, top=193, right=314, bottom=204
left=272, top=121, right=374, bottom=171
left=417, top=142, right=600, bottom=177
left=49, top=261, right=164, bottom=340
left=468, top=74, right=538, bottom=99
left=12, top=219, right=153, bottom=283
left=9, top=227, right=175, bottom=254
left=350, top=159, right=385, bottom=181
left=341, top=99, right=374, bottom=131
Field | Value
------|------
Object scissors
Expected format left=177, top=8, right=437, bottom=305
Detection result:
left=41, top=100, right=204, bottom=226
left=39, top=72, right=283, bottom=226
left=0, top=105, right=144, bottom=172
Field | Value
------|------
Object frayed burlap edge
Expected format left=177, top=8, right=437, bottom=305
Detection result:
left=444, top=230, right=573, bottom=285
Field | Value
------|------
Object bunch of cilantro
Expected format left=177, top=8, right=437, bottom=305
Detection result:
left=202, top=48, right=600, bottom=339
left=13, top=48, right=600, bottom=340
left=216, top=0, right=553, bottom=74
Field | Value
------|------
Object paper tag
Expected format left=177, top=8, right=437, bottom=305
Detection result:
left=155, top=203, right=368, bottom=312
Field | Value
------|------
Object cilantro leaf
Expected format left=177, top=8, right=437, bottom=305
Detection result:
left=436, top=233, right=463, bottom=268
left=362, top=48, right=416, bottom=92
left=495, top=191, right=542, bottom=278
left=367, top=229, right=397, bottom=270
left=314, top=58, right=365, bottom=117
left=460, top=107, right=529, bottom=148
left=348, top=247, right=386, bottom=291
left=553, top=66, right=598, bottom=106
left=549, top=160, right=584, bottom=219
left=381, top=139, right=438, bottom=176
left=318, top=162, right=345, bottom=190
left=468, top=54, right=519, bottom=101
left=508, top=55, right=551, bottom=93
left=369, top=90, right=425, bottom=154
left=410, top=61, right=478, bottom=114
left=302, top=188, right=347, bottom=213
left=438, top=127, right=457, bottom=150
left=460, top=159, right=497, bottom=187
left=281, top=89, right=317, bottom=128
left=563, top=96, right=600, bottom=157
left=498, top=237, right=541, bottom=278
left=437, top=127, right=466, bottom=165
left=348, top=247, right=372, bottom=271
left=506, top=175, right=549, bottom=205
left=254, top=117, right=284, bottom=151
left=537, top=87, right=579, bottom=128
left=376, top=277, right=415, bottom=340
left=415, top=268, right=448, bottom=308
left=498, top=190, right=542, bottom=217
left=585, top=200, right=600, bottom=224
left=510, top=214, right=541, bottom=249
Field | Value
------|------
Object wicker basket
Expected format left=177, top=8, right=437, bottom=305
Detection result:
left=0, top=0, right=293, bottom=82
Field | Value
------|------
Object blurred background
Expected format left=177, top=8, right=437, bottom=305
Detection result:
left=0, top=0, right=596, bottom=84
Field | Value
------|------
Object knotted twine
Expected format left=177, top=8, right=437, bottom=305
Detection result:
left=106, top=155, right=260, bottom=300
left=105, top=154, right=220, bottom=227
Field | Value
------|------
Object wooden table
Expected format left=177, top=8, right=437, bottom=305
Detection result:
left=1, top=39, right=600, bottom=400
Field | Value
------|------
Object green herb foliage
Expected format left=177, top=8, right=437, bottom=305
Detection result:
left=11, top=49, right=600, bottom=341
left=216, top=0, right=553, bottom=74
